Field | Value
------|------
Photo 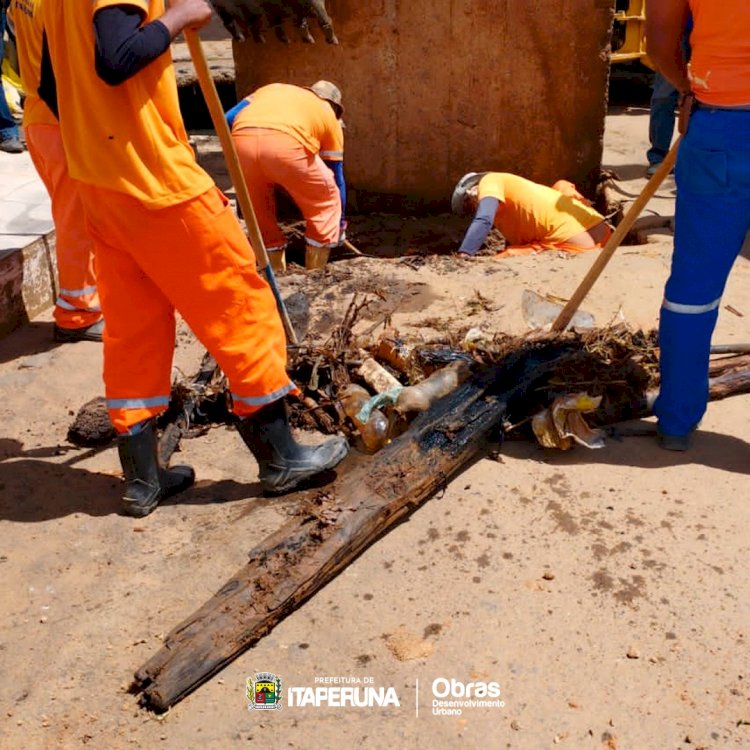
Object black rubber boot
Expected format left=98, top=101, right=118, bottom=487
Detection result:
left=237, top=399, right=348, bottom=494
left=117, top=420, right=195, bottom=517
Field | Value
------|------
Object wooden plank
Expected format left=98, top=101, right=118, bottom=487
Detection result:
left=134, top=345, right=567, bottom=710
left=133, top=339, right=750, bottom=711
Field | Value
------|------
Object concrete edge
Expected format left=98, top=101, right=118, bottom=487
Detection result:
left=0, top=230, right=58, bottom=339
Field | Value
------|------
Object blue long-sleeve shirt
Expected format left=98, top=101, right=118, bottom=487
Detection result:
left=93, top=6, right=171, bottom=86
left=325, top=159, right=347, bottom=223
left=458, top=197, right=501, bottom=255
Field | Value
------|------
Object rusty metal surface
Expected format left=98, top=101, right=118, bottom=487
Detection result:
left=234, top=0, right=614, bottom=205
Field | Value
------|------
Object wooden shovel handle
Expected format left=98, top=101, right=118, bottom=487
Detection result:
left=184, top=30, right=298, bottom=345
left=551, top=138, right=681, bottom=332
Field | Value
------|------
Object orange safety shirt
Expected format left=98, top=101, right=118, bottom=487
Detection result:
left=40, top=0, right=213, bottom=207
left=688, top=0, right=750, bottom=106
left=7, top=0, right=57, bottom=127
left=477, top=173, right=604, bottom=246
left=232, top=83, right=344, bottom=161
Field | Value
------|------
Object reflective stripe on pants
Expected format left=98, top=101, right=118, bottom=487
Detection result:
left=78, top=185, right=295, bottom=433
left=25, top=124, right=102, bottom=330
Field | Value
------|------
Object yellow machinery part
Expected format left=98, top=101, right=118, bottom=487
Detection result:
left=611, top=0, right=654, bottom=69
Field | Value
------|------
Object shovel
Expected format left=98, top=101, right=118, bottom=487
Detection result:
left=551, top=138, right=680, bottom=332
left=184, top=29, right=298, bottom=345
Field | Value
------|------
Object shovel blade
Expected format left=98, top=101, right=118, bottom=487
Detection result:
left=283, top=290, right=310, bottom=342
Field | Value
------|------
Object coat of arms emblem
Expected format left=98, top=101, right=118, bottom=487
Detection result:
left=247, top=672, right=282, bottom=710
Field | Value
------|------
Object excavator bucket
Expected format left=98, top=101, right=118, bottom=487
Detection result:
left=210, top=1, right=338, bottom=45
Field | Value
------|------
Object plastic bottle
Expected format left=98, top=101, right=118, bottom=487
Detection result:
left=395, top=360, right=472, bottom=413
left=359, top=409, right=390, bottom=453
left=339, top=384, right=390, bottom=453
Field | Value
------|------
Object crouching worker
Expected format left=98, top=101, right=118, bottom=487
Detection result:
left=227, top=81, right=346, bottom=271
left=452, top=172, right=612, bottom=258
left=42, top=0, right=348, bottom=517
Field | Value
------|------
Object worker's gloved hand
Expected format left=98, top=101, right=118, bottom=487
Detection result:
left=457, top=244, right=498, bottom=259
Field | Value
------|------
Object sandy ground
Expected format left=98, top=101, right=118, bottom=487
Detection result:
left=1, top=105, right=750, bottom=750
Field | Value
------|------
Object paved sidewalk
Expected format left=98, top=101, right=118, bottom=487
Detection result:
left=0, top=144, right=52, bottom=256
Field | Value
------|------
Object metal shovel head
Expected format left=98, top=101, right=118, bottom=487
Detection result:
left=521, top=289, right=595, bottom=331
left=283, top=290, right=310, bottom=342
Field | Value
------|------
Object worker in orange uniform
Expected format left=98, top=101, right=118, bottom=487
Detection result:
left=8, top=0, right=104, bottom=342
left=451, top=172, right=612, bottom=258
left=227, top=81, right=346, bottom=271
left=40, top=0, right=347, bottom=517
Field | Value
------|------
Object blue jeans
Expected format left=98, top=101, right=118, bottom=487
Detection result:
left=654, top=109, right=750, bottom=436
left=646, top=73, right=679, bottom=166
left=0, top=7, right=21, bottom=141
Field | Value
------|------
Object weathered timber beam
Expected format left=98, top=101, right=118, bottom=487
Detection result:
left=133, top=342, right=750, bottom=710
left=134, top=345, right=569, bottom=710
left=637, top=366, right=750, bottom=417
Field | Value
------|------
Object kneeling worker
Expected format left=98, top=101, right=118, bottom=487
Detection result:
left=452, top=172, right=611, bottom=258
left=227, top=81, right=346, bottom=271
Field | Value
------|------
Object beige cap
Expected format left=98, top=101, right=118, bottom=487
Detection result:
left=309, top=80, right=344, bottom=118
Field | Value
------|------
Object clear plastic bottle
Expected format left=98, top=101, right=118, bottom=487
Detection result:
left=395, top=360, right=471, bottom=413
left=339, top=384, right=390, bottom=453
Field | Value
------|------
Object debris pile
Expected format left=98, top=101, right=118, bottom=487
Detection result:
left=68, top=291, right=750, bottom=457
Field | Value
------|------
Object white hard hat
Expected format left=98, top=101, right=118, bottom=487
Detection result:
left=451, top=172, right=486, bottom=215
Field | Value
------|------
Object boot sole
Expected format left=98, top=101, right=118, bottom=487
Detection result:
left=54, top=328, right=103, bottom=343
left=121, top=495, right=160, bottom=518
left=657, top=433, right=692, bottom=452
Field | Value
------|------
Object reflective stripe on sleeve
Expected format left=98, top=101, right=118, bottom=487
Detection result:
left=320, top=150, right=343, bottom=159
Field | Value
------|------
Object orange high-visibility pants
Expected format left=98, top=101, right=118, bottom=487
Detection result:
left=233, top=128, right=341, bottom=253
left=77, top=185, right=295, bottom=433
left=494, top=223, right=613, bottom=257
left=25, top=124, right=102, bottom=330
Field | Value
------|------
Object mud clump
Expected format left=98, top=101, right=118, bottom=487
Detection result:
left=67, top=397, right=116, bottom=447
